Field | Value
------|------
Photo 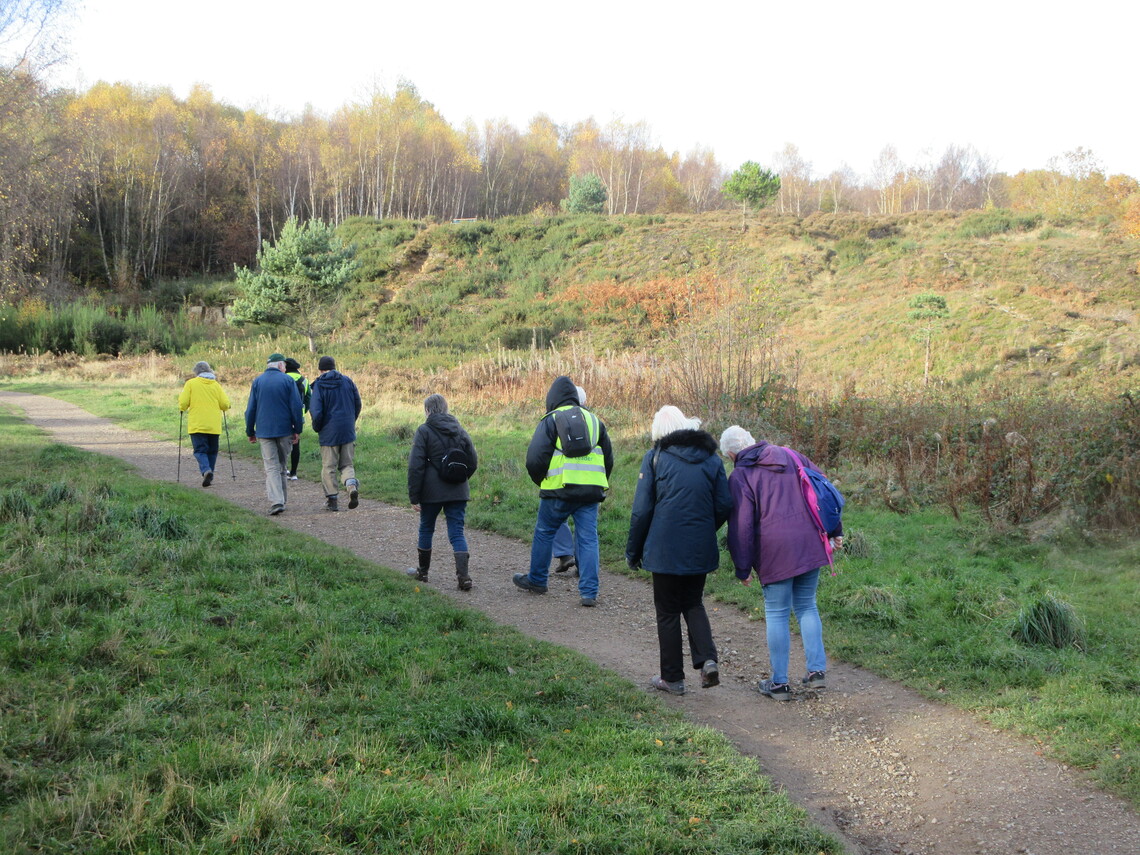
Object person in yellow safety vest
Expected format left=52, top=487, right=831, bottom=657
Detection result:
left=515, top=375, right=614, bottom=607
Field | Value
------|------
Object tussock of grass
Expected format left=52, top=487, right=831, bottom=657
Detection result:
left=1011, top=592, right=1087, bottom=650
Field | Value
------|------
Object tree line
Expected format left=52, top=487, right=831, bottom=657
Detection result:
left=3, top=68, right=1138, bottom=301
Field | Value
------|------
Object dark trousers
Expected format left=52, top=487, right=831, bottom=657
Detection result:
left=289, top=438, right=301, bottom=475
left=189, top=432, right=220, bottom=474
left=652, top=572, right=716, bottom=683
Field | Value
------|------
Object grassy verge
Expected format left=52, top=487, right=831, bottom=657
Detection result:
left=0, top=409, right=840, bottom=854
left=5, top=376, right=1138, bottom=807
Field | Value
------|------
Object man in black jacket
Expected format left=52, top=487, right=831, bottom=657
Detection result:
left=514, top=375, right=613, bottom=607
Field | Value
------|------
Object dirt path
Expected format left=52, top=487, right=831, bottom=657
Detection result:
left=3, top=389, right=1138, bottom=855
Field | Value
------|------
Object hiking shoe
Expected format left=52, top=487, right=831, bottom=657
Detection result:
left=268, top=504, right=284, bottom=516
left=202, top=470, right=213, bottom=487
left=580, top=597, right=596, bottom=607
left=287, top=473, right=298, bottom=481
left=758, top=679, right=792, bottom=700
left=348, top=482, right=359, bottom=509
left=325, top=496, right=338, bottom=512
left=650, top=675, right=686, bottom=696
left=555, top=555, right=577, bottom=574
left=700, top=660, right=720, bottom=688
left=801, top=670, right=827, bottom=689
left=512, top=573, right=547, bottom=594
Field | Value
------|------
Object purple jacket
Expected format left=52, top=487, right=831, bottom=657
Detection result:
left=726, top=442, right=830, bottom=585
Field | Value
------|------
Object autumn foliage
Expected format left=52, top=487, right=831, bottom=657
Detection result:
left=556, top=273, right=736, bottom=328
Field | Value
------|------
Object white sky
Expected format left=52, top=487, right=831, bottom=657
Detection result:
left=48, top=0, right=1139, bottom=180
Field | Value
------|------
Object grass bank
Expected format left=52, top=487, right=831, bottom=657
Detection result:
left=4, top=369, right=1138, bottom=806
left=0, top=410, right=840, bottom=854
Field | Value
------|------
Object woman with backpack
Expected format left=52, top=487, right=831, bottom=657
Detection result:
left=626, top=406, right=733, bottom=696
left=406, top=394, right=478, bottom=591
left=719, top=426, right=841, bottom=700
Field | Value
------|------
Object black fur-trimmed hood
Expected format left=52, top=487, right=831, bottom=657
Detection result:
left=656, top=428, right=719, bottom=462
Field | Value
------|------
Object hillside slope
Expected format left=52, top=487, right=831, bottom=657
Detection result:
left=338, top=210, right=1140, bottom=395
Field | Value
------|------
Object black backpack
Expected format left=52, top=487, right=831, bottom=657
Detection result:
left=552, top=405, right=593, bottom=458
left=428, top=426, right=472, bottom=483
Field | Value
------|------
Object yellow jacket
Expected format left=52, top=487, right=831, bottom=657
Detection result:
left=178, top=376, right=231, bottom=435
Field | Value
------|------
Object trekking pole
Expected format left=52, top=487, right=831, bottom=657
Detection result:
left=223, top=412, right=237, bottom=480
left=177, top=410, right=184, bottom=482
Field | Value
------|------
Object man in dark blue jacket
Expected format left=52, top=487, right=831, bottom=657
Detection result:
left=309, top=355, right=363, bottom=511
left=245, top=353, right=304, bottom=515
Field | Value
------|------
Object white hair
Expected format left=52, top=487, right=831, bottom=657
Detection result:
left=575, top=385, right=587, bottom=406
left=719, top=425, right=756, bottom=457
left=651, top=405, right=701, bottom=441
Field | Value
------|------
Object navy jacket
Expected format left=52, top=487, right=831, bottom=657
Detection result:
left=625, top=429, right=732, bottom=575
left=309, top=370, right=362, bottom=446
left=245, top=368, right=304, bottom=439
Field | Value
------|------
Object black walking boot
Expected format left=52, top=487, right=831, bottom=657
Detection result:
left=325, top=494, right=338, bottom=512
left=406, top=548, right=430, bottom=582
left=455, top=551, right=472, bottom=591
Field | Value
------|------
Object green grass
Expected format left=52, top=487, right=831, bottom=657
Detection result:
left=0, top=408, right=839, bottom=854
left=6, top=376, right=1140, bottom=807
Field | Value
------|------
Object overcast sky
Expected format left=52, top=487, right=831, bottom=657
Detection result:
left=49, top=0, right=1139, bottom=180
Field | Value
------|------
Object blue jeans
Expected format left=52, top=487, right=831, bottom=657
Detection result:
left=552, top=521, right=575, bottom=558
left=527, top=498, right=599, bottom=599
left=761, top=568, right=826, bottom=685
left=190, top=433, right=219, bottom=474
left=418, top=501, right=468, bottom=552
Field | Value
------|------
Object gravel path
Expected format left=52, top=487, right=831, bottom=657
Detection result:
left=3, top=389, right=1138, bottom=855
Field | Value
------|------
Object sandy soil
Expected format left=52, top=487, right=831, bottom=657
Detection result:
left=2, top=389, right=1138, bottom=855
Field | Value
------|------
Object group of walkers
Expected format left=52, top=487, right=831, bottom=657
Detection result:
left=178, top=363, right=842, bottom=700
left=178, top=353, right=361, bottom=515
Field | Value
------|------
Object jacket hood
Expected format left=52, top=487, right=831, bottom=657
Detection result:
left=196, top=372, right=217, bottom=381
left=545, top=375, right=580, bottom=413
left=657, top=428, right=719, bottom=463
left=317, top=370, right=345, bottom=385
left=733, top=441, right=788, bottom=472
left=426, top=412, right=462, bottom=436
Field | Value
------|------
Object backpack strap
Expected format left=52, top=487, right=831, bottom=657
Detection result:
left=423, top=423, right=448, bottom=472
left=782, top=446, right=834, bottom=570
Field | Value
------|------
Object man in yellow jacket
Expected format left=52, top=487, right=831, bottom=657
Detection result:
left=178, top=361, right=231, bottom=487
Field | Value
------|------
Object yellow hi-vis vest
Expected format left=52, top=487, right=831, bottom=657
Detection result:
left=539, top=405, right=609, bottom=491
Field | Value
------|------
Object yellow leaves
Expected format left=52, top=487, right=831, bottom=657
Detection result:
left=654, top=738, right=664, bottom=746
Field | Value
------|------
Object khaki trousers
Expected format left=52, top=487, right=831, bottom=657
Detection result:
left=320, top=443, right=356, bottom=497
